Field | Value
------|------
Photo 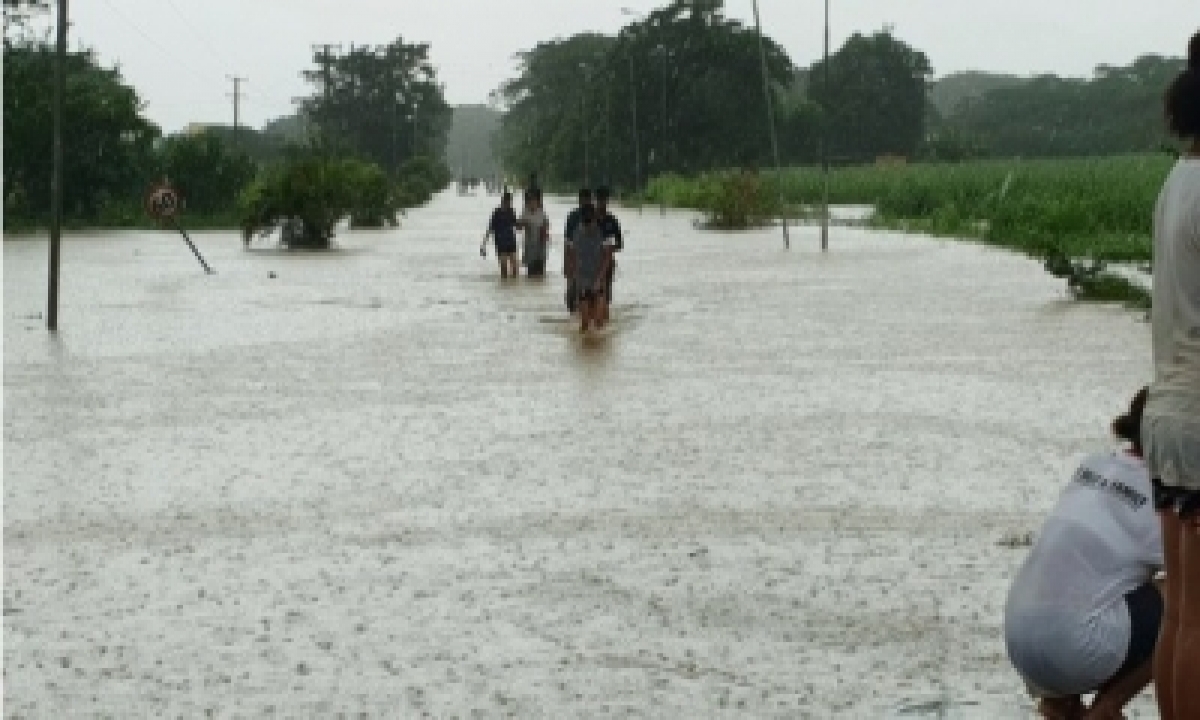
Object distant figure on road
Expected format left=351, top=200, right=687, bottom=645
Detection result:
left=570, top=204, right=613, bottom=335
left=482, top=191, right=519, bottom=279
left=594, top=186, right=623, bottom=324
left=563, top=188, right=593, bottom=312
left=518, top=189, right=550, bottom=277
left=1146, top=31, right=1200, bottom=720
left=1004, top=388, right=1163, bottom=720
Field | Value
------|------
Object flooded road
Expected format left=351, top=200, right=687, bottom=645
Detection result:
left=4, top=191, right=1156, bottom=717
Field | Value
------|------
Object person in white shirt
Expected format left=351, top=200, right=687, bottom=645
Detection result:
left=1146, top=31, right=1200, bottom=720
left=1005, top=388, right=1163, bottom=720
left=517, top=189, right=550, bottom=277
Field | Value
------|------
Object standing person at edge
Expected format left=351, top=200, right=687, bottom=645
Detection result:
left=481, top=191, right=519, bottom=279
left=1004, top=388, right=1163, bottom=720
left=1146, top=30, right=1200, bottom=720
left=594, top=186, right=623, bottom=324
left=518, top=189, right=551, bottom=277
left=563, top=188, right=593, bottom=312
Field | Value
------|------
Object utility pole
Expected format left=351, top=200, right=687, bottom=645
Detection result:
left=47, top=0, right=67, bottom=332
left=751, top=0, right=789, bottom=249
left=820, top=0, right=831, bottom=252
left=627, top=53, right=641, bottom=212
left=657, top=45, right=667, bottom=216
left=311, top=43, right=342, bottom=147
left=227, top=75, right=246, bottom=148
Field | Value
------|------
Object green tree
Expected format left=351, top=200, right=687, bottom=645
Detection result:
left=942, top=55, right=1184, bottom=157
left=300, top=38, right=453, bottom=180
left=808, top=30, right=933, bottom=163
left=159, top=132, right=257, bottom=216
left=493, top=0, right=795, bottom=191
left=3, top=39, right=160, bottom=226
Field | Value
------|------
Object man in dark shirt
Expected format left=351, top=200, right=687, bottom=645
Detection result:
left=482, top=191, right=519, bottom=278
left=563, top=188, right=592, bottom=312
left=595, top=186, right=623, bottom=321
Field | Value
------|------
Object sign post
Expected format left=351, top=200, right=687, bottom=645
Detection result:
left=145, top=181, right=215, bottom=274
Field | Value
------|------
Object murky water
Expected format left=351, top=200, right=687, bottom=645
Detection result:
left=4, top=192, right=1157, bottom=717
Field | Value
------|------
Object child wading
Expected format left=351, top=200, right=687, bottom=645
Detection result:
left=481, top=191, right=518, bottom=278
left=570, top=204, right=613, bottom=334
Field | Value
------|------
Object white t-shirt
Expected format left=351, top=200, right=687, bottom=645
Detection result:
left=1149, top=158, right=1200, bottom=409
left=1004, top=451, right=1162, bottom=695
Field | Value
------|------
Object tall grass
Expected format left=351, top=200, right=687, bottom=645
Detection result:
left=645, top=154, right=1174, bottom=303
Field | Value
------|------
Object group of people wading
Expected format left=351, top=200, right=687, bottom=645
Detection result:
left=481, top=184, right=623, bottom=335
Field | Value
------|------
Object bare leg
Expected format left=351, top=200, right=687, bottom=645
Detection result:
left=1156, top=510, right=1183, bottom=720
left=1175, top=514, right=1200, bottom=719
left=1085, top=659, right=1152, bottom=718
left=580, top=297, right=592, bottom=333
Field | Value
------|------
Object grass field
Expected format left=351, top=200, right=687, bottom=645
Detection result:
left=643, top=154, right=1175, bottom=305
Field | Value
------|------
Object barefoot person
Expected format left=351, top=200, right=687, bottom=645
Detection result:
left=594, top=186, right=623, bottom=324
left=563, top=188, right=593, bottom=312
left=1004, top=388, right=1164, bottom=720
left=571, top=204, right=613, bottom=334
left=482, top=191, right=519, bottom=279
left=1147, top=31, right=1200, bottom=720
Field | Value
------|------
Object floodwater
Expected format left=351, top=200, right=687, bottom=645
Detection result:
left=4, top=191, right=1157, bottom=718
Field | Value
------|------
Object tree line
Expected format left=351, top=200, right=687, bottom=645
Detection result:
left=492, top=0, right=1186, bottom=192
left=2, top=1, right=454, bottom=237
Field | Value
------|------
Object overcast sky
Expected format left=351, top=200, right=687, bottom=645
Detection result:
left=54, top=1, right=1196, bottom=134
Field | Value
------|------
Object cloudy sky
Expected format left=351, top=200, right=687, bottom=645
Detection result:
left=53, top=1, right=1196, bottom=134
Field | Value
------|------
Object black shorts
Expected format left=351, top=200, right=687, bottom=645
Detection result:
left=1113, top=581, right=1163, bottom=682
left=495, top=238, right=517, bottom=255
left=1152, top=478, right=1200, bottom=518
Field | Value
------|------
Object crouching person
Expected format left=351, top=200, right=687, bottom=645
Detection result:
left=1004, top=387, right=1163, bottom=720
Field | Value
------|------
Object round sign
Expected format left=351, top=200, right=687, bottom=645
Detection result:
left=145, top=183, right=181, bottom=220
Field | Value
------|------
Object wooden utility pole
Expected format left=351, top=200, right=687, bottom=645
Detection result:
left=47, top=0, right=67, bottom=332
left=820, top=0, right=831, bottom=252
left=227, top=75, right=247, bottom=147
left=752, top=0, right=789, bottom=249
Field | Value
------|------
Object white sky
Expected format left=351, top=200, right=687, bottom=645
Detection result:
left=51, top=1, right=1198, bottom=134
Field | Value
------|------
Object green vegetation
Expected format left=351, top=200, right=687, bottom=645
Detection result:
left=3, top=4, right=454, bottom=240
left=646, top=154, right=1173, bottom=304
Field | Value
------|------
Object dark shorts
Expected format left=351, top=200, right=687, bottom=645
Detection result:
left=1114, top=581, right=1163, bottom=682
left=1152, top=478, right=1200, bottom=518
left=496, top=238, right=517, bottom=255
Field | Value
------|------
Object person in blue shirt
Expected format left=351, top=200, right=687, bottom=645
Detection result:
left=481, top=192, right=519, bottom=279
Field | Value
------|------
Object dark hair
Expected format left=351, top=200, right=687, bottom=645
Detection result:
left=595, top=186, right=611, bottom=201
left=1165, top=30, right=1200, bottom=139
left=1111, top=386, right=1149, bottom=453
left=580, top=204, right=596, bottom=224
left=501, top=191, right=512, bottom=204
left=578, top=188, right=592, bottom=201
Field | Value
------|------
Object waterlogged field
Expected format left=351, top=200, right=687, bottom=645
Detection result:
left=4, top=191, right=1158, bottom=717
left=647, top=154, right=1174, bottom=267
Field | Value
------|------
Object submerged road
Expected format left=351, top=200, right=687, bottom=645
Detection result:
left=4, top=191, right=1156, bottom=717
